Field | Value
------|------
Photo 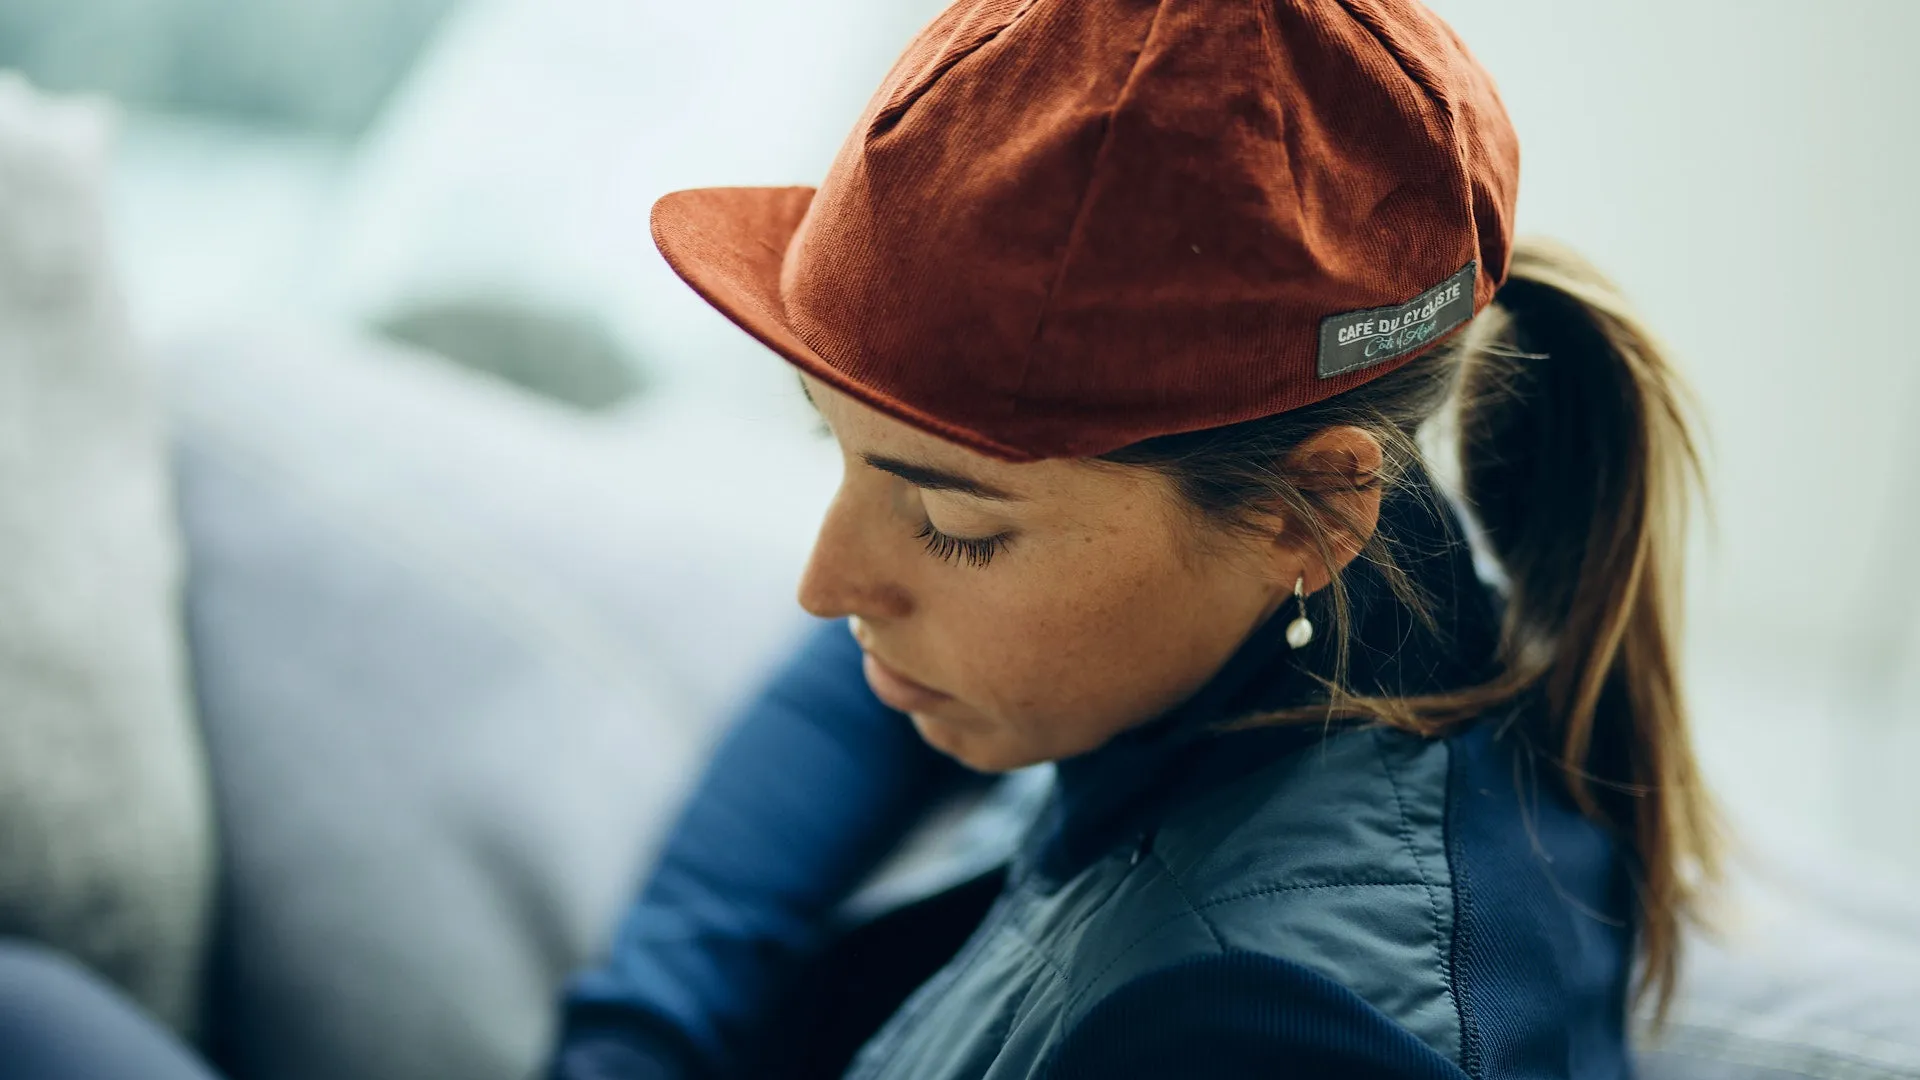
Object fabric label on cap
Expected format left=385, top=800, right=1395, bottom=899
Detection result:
left=1318, top=261, right=1477, bottom=378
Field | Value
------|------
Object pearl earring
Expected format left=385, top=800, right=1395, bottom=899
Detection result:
left=1285, top=575, right=1315, bottom=649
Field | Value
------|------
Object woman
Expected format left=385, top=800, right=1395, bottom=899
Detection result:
left=550, top=0, right=1717, bottom=1077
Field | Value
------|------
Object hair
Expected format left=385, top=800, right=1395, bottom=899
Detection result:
left=1098, top=237, right=1719, bottom=1019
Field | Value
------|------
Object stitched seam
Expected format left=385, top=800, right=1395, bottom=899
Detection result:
left=1443, top=741, right=1485, bottom=1079
left=993, top=856, right=1143, bottom=1033
left=869, top=0, right=1041, bottom=136
left=1253, top=0, right=1282, bottom=74
left=971, top=988, right=1031, bottom=1076
left=993, top=921, right=1073, bottom=1048
left=1052, top=847, right=1157, bottom=949
left=1152, top=849, right=1225, bottom=953
left=1063, top=880, right=1431, bottom=1019
left=1000, top=915, right=1070, bottom=988
left=1063, top=906, right=1193, bottom=1018
left=1330, top=0, right=1453, bottom=119
left=1006, top=0, right=1169, bottom=421
left=1192, top=879, right=1429, bottom=912
left=1374, top=731, right=1460, bottom=1038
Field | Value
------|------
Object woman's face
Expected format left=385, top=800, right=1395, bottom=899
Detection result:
left=795, top=373, right=1295, bottom=773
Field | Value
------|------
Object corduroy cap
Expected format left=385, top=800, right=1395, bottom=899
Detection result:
left=651, top=0, right=1520, bottom=462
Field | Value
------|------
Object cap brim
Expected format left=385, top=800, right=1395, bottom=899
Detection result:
left=650, top=186, right=1035, bottom=461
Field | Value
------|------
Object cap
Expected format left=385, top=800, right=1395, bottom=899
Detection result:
left=650, top=0, right=1520, bottom=462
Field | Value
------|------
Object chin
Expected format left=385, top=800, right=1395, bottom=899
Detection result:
left=908, top=711, right=1032, bottom=774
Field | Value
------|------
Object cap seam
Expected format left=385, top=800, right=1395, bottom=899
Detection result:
left=1006, top=0, right=1171, bottom=428
left=1330, top=0, right=1456, bottom=132
left=869, top=0, right=1043, bottom=138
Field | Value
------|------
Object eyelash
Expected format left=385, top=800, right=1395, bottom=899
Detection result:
left=913, top=520, right=1009, bottom=568
left=807, top=417, right=1004, bottom=566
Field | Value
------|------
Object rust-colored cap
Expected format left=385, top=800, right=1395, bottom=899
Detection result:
left=651, top=0, right=1520, bottom=462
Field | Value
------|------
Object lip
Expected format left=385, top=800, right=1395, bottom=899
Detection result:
left=861, top=651, right=952, bottom=712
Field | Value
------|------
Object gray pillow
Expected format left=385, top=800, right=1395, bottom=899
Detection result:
left=1635, top=846, right=1920, bottom=1080
left=0, top=75, right=213, bottom=1038
left=166, top=328, right=833, bottom=1080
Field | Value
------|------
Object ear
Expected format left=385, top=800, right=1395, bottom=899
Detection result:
left=1269, top=425, right=1385, bottom=594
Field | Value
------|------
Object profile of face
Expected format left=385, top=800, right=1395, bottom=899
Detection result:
left=795, top=373, right=1382, bottom=773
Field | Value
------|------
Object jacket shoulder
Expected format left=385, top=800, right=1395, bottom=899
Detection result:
left=1045, top=950, right=1471, bottom=1080
left=1063, top=727, right=1463, bottom=1065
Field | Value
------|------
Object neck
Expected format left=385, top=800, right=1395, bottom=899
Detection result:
left=1024, top=475, right=1502, bottom=882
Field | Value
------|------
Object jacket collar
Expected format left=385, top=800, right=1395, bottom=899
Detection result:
left=1018, top=477, right=1503, bottom=884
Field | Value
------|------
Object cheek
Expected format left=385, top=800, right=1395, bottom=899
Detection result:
left=921, top=531, right=1242, bottom=760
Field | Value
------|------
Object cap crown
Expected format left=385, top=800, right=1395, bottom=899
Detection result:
left=776, top=0, right=1519, bottom=461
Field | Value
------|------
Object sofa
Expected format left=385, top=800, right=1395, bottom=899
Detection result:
left=3, top=70, right=1919, bottom=1080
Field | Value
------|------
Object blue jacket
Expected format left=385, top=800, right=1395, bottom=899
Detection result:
left=551, top=490, right=1634, bottom=1079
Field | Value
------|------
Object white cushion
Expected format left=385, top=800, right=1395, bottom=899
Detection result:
left=0, top=74, right=213, bottom=1037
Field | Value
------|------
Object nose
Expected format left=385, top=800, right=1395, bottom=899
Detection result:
left=796, top=485, right=914, bottom=621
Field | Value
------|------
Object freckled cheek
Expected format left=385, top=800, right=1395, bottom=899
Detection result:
left=913, top=592, right=1054, bottom=713
left=930, top=552, right=1163, bottom=726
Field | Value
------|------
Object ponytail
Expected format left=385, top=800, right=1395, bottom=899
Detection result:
left=1454, top=238, right=1719, bottom=1016
left=1100, top=237, right=1719, bottom=1018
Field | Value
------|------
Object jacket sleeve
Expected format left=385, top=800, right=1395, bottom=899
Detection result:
left=1047, top=952, right=1472, bottom=1080
left=549, top=616, right=974, bottom=1080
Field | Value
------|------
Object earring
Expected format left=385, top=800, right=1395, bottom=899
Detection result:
left=1285, top=576, right=1314, bottom=649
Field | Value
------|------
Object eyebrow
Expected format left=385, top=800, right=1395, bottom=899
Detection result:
left=797, top=375, right=1022, bottom=502
left=862, top=453, right=1022, bottom=502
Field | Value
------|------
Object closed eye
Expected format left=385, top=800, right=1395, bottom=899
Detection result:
left=914, top=520, right=1010, bottom=568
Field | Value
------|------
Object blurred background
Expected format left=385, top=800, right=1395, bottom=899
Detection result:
left=2, top=1, right=1917, bottom=1075
left=7, top=0, right=1919, bottom=864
